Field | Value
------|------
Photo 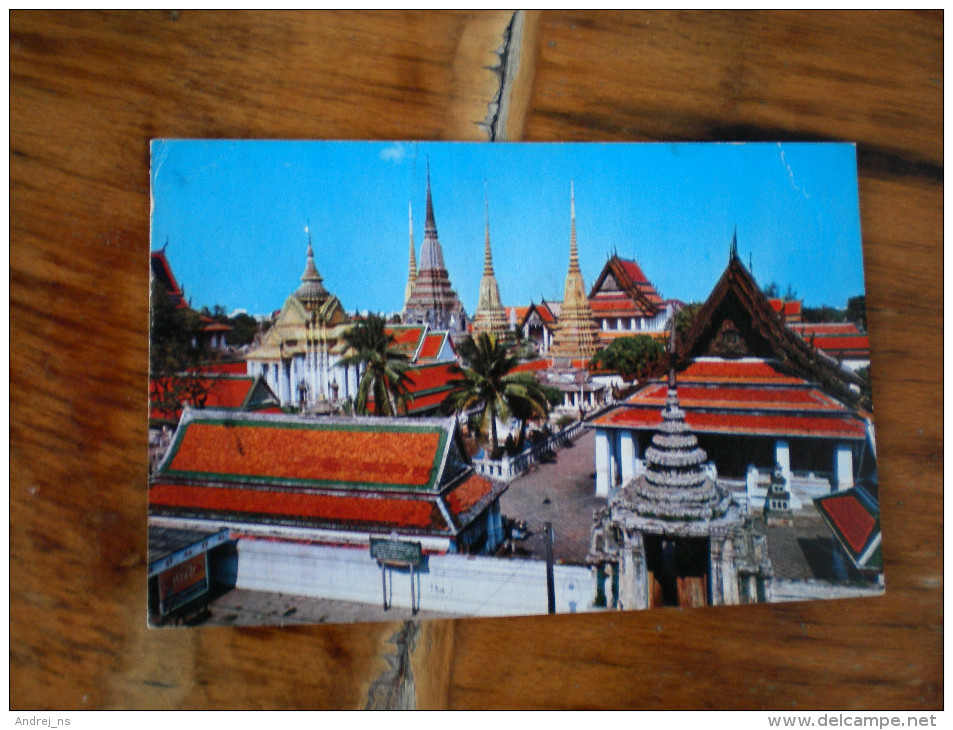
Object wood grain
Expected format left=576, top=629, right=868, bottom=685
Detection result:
left=10, top=10, right=941, bottom=710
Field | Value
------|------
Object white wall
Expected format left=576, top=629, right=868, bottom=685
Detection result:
left=219, top=539, right=595, bottom=618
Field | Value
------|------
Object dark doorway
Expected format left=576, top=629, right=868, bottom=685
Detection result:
left=645, top=536, right=711, bottom=609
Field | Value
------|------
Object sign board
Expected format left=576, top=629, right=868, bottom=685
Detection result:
left=370, top=538, right=423, bottom=566
left=158, top=552, right=208, bottom=615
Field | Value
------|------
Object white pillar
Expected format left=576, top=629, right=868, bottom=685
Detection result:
left=595, top=429, right=610, bottom=497
left=834, top=443, right=854, bottom=490
left=620, top=431, right=637, bottom=484
left=775, top=439, right=791, bottom=479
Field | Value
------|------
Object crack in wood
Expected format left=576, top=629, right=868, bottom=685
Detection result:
left=480, top=11, right=524, bottom=141
left=364, top=620, right=420, bottom=710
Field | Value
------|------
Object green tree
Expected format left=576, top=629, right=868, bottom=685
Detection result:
left=149, top=278, right=208, bottom=419
left=802, top=305, right=845, bottom=324
left=846, top=295, right=867, bottom=332
left=590, top=335, right=665, bottom=380
left=339, top=313, right=412, bottom=416
left=674, top=303, right=702, bottom=338
left=762, top=281, right=780, bottom=298
left=444, top=333, right=552, bottom=453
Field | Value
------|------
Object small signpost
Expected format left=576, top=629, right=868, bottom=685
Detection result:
left=370, top=537, right=423, bottom=615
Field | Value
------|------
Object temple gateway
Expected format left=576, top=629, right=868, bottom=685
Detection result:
left=587, top=336, right=773, bottom=610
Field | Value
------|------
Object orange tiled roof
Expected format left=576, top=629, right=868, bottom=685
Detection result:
left=769, top=298, right=803, bottom=316
left=444, top=473, right=495, bottom=517
left=150, top=483, right=447, bottom=531
left=595, top=408, right=866, bottom=440
left=510, top=359, right=552, bottom=374
left=673, top=359, right=805, bottom=384
left=417, top=332, right=446, bottom=361
left=629, top=383, right=845, bottom=412
left=150, top=376, right=264, bottom=421
left=161, top=416, right=447, bottom=490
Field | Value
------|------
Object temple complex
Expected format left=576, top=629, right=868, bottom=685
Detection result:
left=590, top=238, right=875, bottom=508
left=246, top=238, right=358, bottom=408
left=472, top=197, right=508, bottom=338
left=588, top=254, right=679, bottom=347
left=402, top=165, right=468, bottom=338
left=587, top=338, right=773, bottom=610
left=548, top=184, right=601, bottom=363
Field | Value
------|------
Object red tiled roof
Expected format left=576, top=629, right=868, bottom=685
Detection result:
left=815, top=493, right=877, bottom=553
left=386, top=326, right=426, bottom=352
left=804, top=336, right=870, bottom=353
left=510, top=359, right=551, bottom=374
left=163, top=420, right=444, bottom=488
left=151, top=251, right=187, bottom=309
left=618, top=259, right=650, bottom=285
left=193, top=361, right=248, bottom=375
left=417, top=332, right=446, bottom=360
left=150, top=376, right=261, bottom=421
left=769, top=299, right=803, bottom=316
left=150, top=483, right=447, bottom=531
left=200, top=322, right=232, bottom=332
left=535, top=303, right=557, bottom=323
left=406, top=363, right=460, bottom=394
left=594, top=407, right=866, bottom=439
left=590, top=300, right=644, bottom=315
left=444, top=473, right=495, bottom=517
left=628, top=383, right=845, bottom=411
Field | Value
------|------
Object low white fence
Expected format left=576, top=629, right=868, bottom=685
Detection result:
left=472, top=419, right=587, bottom=482
left=216, top=539, right=594, bottom=618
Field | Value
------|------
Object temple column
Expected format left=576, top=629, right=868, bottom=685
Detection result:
left=709, top=538, right=724, bottom=606
left=619, top=431, right=637, bottom=484
left=834, top=443, right=854, bottom=490
left=775, top=439, right=791, bottom=478
left=595, top=429, right=611, bottom=497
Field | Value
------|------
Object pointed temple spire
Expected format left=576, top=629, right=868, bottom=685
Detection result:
left=473, top=190, right=508, bottom=337
left=402, top=163, right=467, bottom=337
left=482, top=189, right=493, bottom=276
left=404, top=202, right=417, bottom=307
left=424, top=158, right=437, bottom=236
left=730, top=225, right=739, bottom=261
left=295, top=230, right=330, bottom=306
left=549, top=181, right=601, bottom=362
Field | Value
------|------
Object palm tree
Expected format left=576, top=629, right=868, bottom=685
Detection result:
left=444, top=333, right=552, bottom=454
left=340, top=314, right=412, bottom=416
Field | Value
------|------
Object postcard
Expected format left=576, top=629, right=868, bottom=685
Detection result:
left=148, top=141, right=881, bottom=627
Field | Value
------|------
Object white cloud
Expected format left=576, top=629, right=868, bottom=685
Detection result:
left=379, top=143, right=407, bottom=164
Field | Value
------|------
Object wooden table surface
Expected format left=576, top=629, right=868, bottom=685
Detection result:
left=10, top=10, right=942, bottom=710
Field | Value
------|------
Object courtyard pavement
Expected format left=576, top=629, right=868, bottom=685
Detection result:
left=498, top=427, right=607, bottom=565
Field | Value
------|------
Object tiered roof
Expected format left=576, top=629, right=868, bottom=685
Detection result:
left=549, top=184, right=600, bottom=361
left=593, top=358, right=868, bottom=441
left=588, top=255, right=665, bottom=318
left=790, top=322, right=870, bottom=363
left=150, top=410, right=505, bottom=539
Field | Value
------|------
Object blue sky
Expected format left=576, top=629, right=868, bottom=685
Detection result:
left=151, top=141, right=866, bottom=317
